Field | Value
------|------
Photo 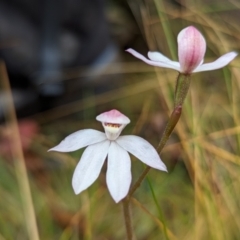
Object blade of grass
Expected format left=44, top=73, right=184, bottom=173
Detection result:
left=131, top=197, right=177, bottom=240
left=146, top=176, right=169, bottom=240
left=0, top=61, right=40, bottom=240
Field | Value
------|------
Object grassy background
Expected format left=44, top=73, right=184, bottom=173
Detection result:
left=1, top=0, right=240, bottom=239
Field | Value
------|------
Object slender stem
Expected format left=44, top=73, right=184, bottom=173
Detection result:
left=122, top=198, right=133, bottom=240
left=157, top=105, right=182, bottom=154
left=129, top=106, right=182, bottom=196
left=129, top=73, right=191, bottom=196
left=124, top=73, right=191, bottom=239
left=129, top=166, right=151, bottom=196
left=174, top=74, right=191, bottom=107
left=0, top=61, right=40, bottom=240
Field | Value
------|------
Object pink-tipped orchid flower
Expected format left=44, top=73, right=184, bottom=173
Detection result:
left=49, top=109, right=167, bottom=203
left=126, top=26, right=237, bottom=75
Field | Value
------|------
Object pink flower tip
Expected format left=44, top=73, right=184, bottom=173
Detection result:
left=178, top=26, right=206, bottom=74
left=96, top=109, right=130, bottom=124
left=126, top=25, right=237, bottom=74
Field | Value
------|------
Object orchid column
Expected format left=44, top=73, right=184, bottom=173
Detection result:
left=127, top=26, right=237, bottom=194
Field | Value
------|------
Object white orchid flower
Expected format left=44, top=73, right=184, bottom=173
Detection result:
left=49, top=109, right=167, bottom=203
left=126, top=26, right=237, bottom=75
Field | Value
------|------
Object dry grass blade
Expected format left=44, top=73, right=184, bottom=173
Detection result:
left=34, top=77, right=162, bottom=123
left=0, top=61, right=40, bottom=240
left=199, top=139, right=240, bottom=165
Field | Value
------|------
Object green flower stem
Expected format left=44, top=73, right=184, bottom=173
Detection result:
left=129, top=73, right=191, bottom=197
left=122, top=197, right=133, bottom=240
left=129, top=166, right=151, bottom=196
left=157, top=105, right=182, bottom=153
left=124, top=74, right=191, bottom=238
left=174, top=73, right=191, bottom=107
left=129, top=106, right=182, bottom=196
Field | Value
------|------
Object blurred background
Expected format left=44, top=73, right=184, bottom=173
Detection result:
left=0, top=0, right=240, bottom=239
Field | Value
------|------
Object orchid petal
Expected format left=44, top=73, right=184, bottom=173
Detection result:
left=107, top=142, right=131, bottom=203
left=126, top=49, right=181, bottom=71
left=48, top=129, right=106, bottom=152
left=177, top=26, right=206, bottom=73
left=148, top=51, right=173, bottom=62
left=72, top=140, right=110, bottom=194
left=116, top=136, right=167, bottom=171
left=193, top=51, right=238, bottom=73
